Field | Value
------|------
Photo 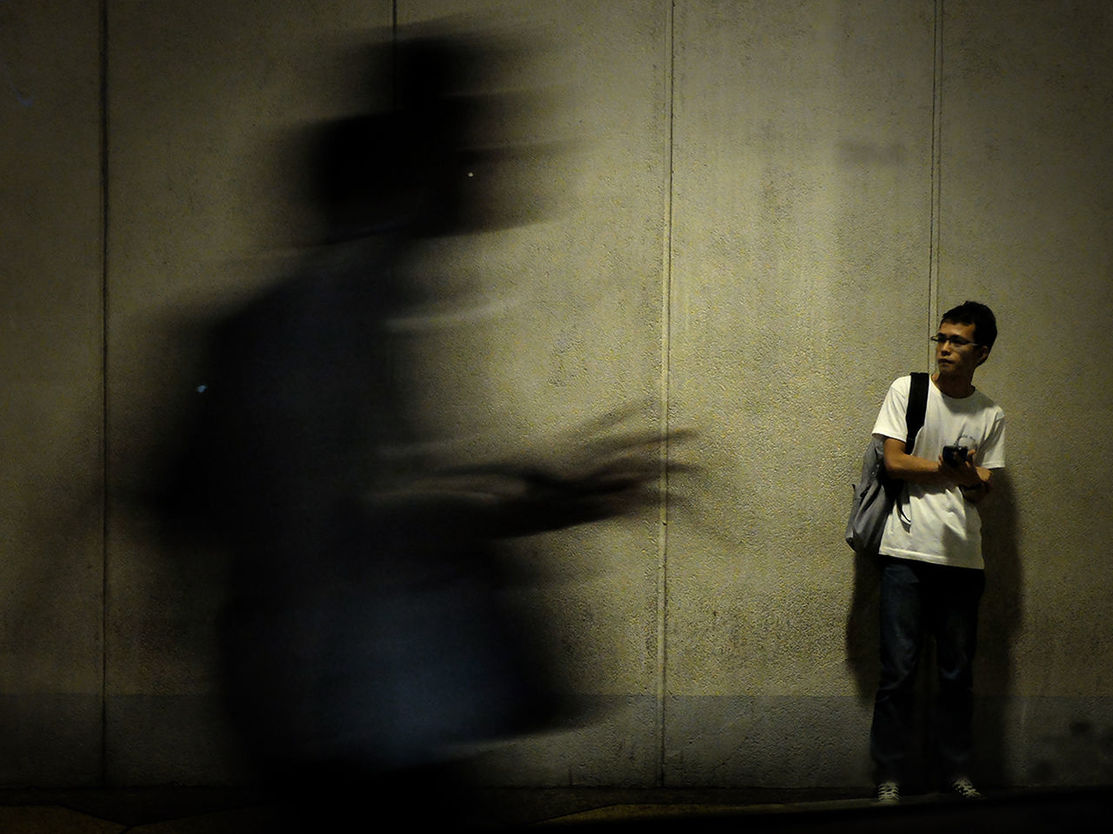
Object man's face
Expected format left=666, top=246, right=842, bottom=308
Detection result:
left=934, top=320, right=989, bottom=378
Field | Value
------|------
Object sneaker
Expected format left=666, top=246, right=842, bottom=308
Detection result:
left=876, top=780, right=900, bottom=804
left=949, top=776, right=983, bottom=799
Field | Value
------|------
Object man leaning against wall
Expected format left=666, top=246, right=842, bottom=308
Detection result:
left=868, top=301, right=1006, bottom=804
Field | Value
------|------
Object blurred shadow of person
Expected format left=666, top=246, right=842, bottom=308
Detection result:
left=161, top=30, right=668, bottom=829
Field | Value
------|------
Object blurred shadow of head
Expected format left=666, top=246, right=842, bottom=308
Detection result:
left=308, top=32, right=544, bottom=244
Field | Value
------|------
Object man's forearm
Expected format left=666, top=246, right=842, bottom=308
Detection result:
left=883, top=449, right=950, bottom=485
left=882, top=438, right=990, bottom=490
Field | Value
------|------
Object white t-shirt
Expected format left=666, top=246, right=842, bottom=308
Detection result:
left=872, top=375, right=1006, bottom=570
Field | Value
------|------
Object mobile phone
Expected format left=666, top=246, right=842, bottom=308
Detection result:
left=941, top=445, right=970, bottom=466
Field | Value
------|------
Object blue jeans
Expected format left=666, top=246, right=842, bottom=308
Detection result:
left=869, top=557, right=985, bottom=784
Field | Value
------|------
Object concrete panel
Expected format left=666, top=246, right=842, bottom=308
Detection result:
left=939, top=1, right=1113, bottom=723
left=394, top=0, right=672, bottom=786
left=104, top=694, right=253, bottom=785
left=105, top=0, right=671, bottom=787
left=663, top=695, right=873, bottom=787
left=104, top=0, right=396, bottom=784
left=467, top=695, right=661, bottom=788
left=0, top=1, right=104, bottom=785
left=664, top=0, right=935, bottom=784
left=0, top=694, right=102, bottom=787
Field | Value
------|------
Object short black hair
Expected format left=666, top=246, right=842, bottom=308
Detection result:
left=941, top=301, right=997, bottom=351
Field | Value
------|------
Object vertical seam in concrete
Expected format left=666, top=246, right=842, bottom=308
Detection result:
left=928, top=0, right=944, bottom=359
left=98, top=0, right=110, bottom=786
left=655, top=0, right=677, bottom=788
left=391, top=0, right=398, bottom=105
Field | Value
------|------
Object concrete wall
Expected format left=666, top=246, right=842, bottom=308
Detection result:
left=0, top=0, right=105, bottom=787
left=1, top=0, right=1111, bottom=789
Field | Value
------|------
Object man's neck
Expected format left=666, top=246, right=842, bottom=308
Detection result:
left=932, top=371, right=976, bottom=398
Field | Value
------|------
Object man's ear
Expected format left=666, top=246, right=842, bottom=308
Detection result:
left=976, top=345, right=991, bottom=366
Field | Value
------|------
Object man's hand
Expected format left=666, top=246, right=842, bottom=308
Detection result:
left=939, top=453, right=981, bottom=487
left=938, top=447, right=992, bottom=499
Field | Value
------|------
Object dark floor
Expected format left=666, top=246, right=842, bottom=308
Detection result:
left=0, top=785, right=1111, bottom=833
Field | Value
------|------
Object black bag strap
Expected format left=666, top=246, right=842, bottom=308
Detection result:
left=905, top=372, right=929, bottom=453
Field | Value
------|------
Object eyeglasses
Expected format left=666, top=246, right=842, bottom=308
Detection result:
left=930, top=334, right=979, bottom=349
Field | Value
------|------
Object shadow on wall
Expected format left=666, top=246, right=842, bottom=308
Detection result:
left=141, top=21, right=687, bottom=830
left=844, top=548, right=881, bottom=708
left=974, top=469, right=1022, bottom=786
left=844, top=470, right=1022, bottom=788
